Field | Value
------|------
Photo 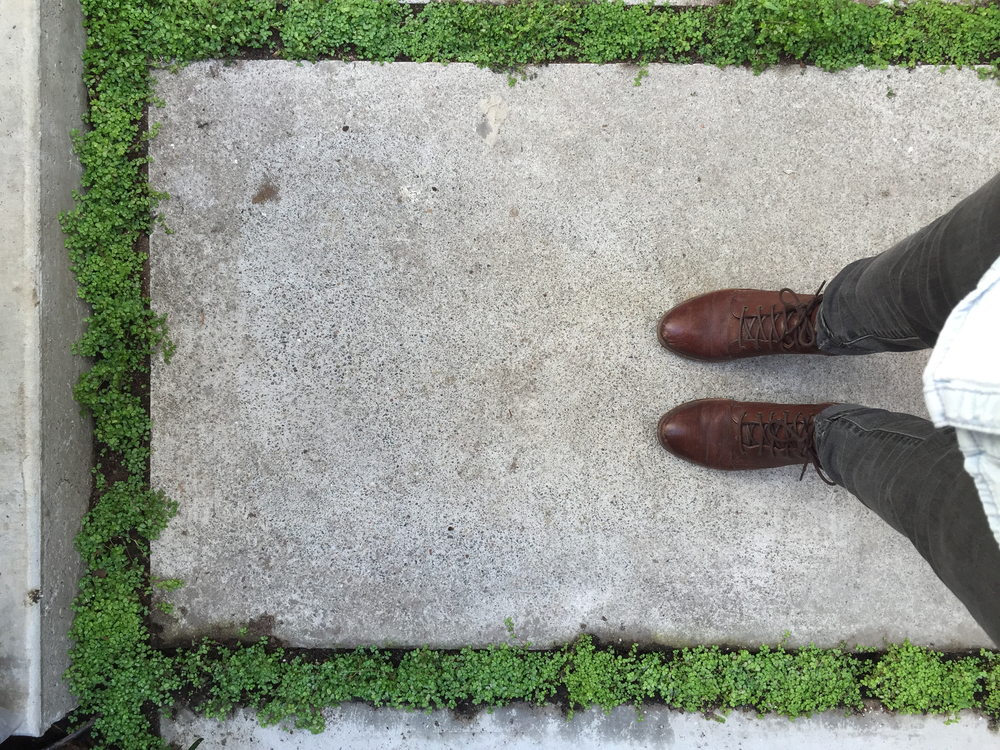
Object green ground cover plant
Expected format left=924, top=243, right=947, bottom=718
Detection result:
left=62, top=0, right=1000, bottom=747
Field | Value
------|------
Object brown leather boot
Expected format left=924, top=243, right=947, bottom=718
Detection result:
left=658, top=399, right=836, bottom=482
left=657, top=286, right=829, bottom=361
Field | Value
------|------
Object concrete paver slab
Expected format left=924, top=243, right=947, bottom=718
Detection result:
left=150, top=61, right=1000, bottom=650
left=161, top=705, right=999, bottom=750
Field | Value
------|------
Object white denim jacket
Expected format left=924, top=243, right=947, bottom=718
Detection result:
left=924, top=254, right=1000, bottom=548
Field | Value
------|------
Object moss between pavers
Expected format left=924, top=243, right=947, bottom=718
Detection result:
left=62, top=0, right=1000, bottom=747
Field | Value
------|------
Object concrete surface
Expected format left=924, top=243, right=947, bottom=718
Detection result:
left=36, top=0, right=92, bottom=734
left=150, top=61, right=1000, bottom=651
left=162, top=704, right=1000, bottom=750
left=0, top=0, right=90, bottom=737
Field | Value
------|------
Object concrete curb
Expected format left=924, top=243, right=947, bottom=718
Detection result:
left=162, top=704, right=999, bottom=750
left=0, top=0, right=90, bottom=737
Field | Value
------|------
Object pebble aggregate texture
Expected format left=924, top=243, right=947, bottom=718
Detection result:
left=150, top=60, right=1000, bottom=650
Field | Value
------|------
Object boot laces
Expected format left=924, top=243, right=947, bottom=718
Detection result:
left=739, top=408, right=836, bottom=484
left=737, top=283, right=826, bottom=353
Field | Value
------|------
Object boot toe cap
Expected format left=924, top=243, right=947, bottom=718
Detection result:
left=657, top=307, right=689, bottom=351
left=657, top=292, right=732, bottom=361
left=658, top=400, right=726, bottom=467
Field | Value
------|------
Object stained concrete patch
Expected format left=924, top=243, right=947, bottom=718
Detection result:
left=478, top=93, right=509, bottom=146
left=150, top=61, right=1000, bottom=650
left=251, top=179, right=280, bottom=205
left=161, top=705, right=997, bottom=750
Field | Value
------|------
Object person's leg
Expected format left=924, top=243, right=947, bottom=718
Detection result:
left=816, top=404, right=1000, bottom=645
left=817, top=172, right=1000, bottom=354
left=658, top=173, right=1000, bottom=361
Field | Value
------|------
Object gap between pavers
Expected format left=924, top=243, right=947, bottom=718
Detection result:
left=149, top=61, right=1000, bottom=651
